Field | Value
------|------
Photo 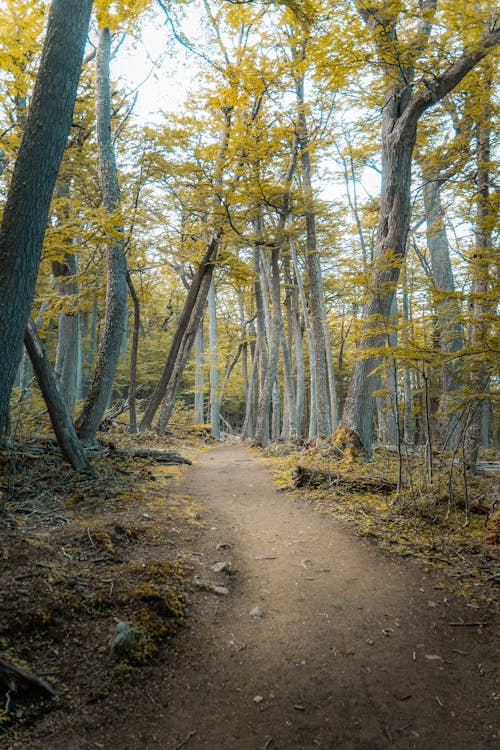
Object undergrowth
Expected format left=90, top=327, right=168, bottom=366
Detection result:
left=260, top=441, right=499, bottom=609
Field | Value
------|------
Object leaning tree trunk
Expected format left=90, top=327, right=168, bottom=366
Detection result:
left=24, top=319, right=91, bottom=473
left=0, top=0, right=92, bottom=441
left=340, top=7, right=499, bottom=455
left=75, top=26, right=128, bottom=445
left=140, top=236, right=219, bottom=430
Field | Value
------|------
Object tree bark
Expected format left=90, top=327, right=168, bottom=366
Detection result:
left=75, top=26, right=128, bottom=445
left=464, top=67, right=494, bottom=466
left=208, top=279, right=221, bottom=440
left=0, top=0, right=92, bottom=440
left=193, top=324, right=205, bottom=423
left=126, top=271, right=140, bottom=434
left=295, top=67, right=333, bottom=439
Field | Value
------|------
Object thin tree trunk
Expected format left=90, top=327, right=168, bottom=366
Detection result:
left=242, top=339, right=259, bottom=440
left=75, top=26, right=128, bottom=445
left=24, top=319, right=91, bottom=473
left=208, top=279, right=221, bottom=440
left=126, top=271, right=140, bottom=434
left=255, top=247, right=282, bottom=447
left=193, top=325, right=205, bottom=423
left=52, top=252, right=80, bottom=418
left=0, top=0, right=92, bottom=440
left=291, top=242, right=316, bottom=440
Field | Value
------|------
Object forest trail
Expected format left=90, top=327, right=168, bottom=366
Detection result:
left=34, top=444, right=497, bottom=750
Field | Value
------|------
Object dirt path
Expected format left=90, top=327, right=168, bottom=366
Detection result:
left=30, top=445, right=498, bottom=750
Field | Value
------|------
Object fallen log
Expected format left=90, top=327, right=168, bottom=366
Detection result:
left=0, top=657, right=57, bottom=714
left=112, top=448, right=192, bottom=465
left=292, top=466, right=396, bottom=495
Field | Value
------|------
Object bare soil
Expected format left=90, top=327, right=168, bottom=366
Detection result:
left=3, top=444, right=499, bottom=749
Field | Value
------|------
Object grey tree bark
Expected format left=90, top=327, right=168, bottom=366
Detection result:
left=75, top=26, right=128, bottom=445
left=464, top=67, right=494, bottom=466
left=193, top=325, right=205, bottom=423
left=207, top=279, right=221, bottom=440
left=295, top=66, right=333, bottom=439
left=126, top=271, right=140, bottom=433
left=0, top=0, right=92, bottom=440
left=52, top=253, right=80, bottom=418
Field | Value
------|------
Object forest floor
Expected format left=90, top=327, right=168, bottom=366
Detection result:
left=0, top=438, right=499, bottom=749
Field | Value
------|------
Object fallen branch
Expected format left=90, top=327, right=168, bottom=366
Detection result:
left=0, top=657, right=57, bottom=711
left=292, top=466, right=396, bottom=495
left=111, top=448, right=192, bottom=465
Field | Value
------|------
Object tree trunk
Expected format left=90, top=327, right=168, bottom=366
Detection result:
left=0, top=0, right=92, bottom=440
left=291, top=242, right=316, bottom=440
left=193, top=324, right=205, bottom=423
left=296, top=70, right=332, bottom=439
left=126, top=271, right=140, bottom=434
left=464, top=68, right=494, bottom=466
left=52, top=253, right=80, bottom=418
left=75, top=26, right=128, bottom=445
left=208, top=279, right=221, bottom=440
left=255, top=248, right=282, bottom=447
left=24, top=319, right=91, bottom=473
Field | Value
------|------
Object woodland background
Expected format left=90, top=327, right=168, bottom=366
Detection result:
left=0, top=0, right=498, bottom=472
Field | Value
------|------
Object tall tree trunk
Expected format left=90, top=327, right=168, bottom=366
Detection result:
left=296, top=68, right=332, bottom=439
left=255, top=248, right=282, bottom=447
left=464, top=68, right=494, bottom=466
left=0, top=0, right=92, bottom=440
left=193, top=325, right=205, bottom=423
left=284, top=254, right=305, bottom=437
left=207, top=279, right=221, bottom=440
left=24, top=319, right=91, bottom=473
left=242, top=338, right=259, bottom=440
left=291, top=242, right=316, bottom=440
left=75, top=26, right=128, bottom=445
left=126, top=271, right=140, bottom=434
left=52, top=253, right=80, bottom=418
